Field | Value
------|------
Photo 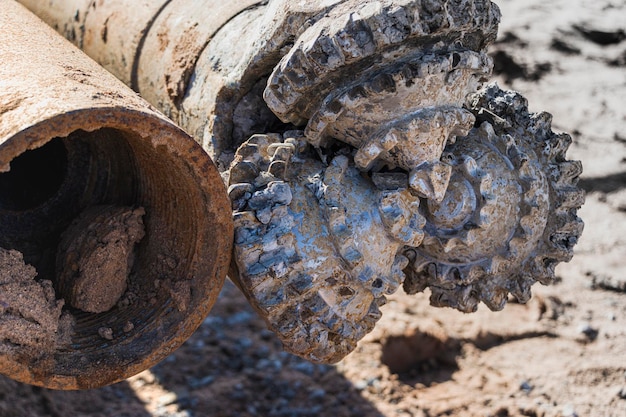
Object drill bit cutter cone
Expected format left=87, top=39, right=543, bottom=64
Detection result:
left=0, top=1, right=232, bottom=389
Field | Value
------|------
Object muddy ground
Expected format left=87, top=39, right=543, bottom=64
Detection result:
left=1, top=0, right=625, bottom=416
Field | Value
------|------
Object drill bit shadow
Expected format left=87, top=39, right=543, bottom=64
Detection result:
left=578, top=171, right=626, bottom=194
left=0, top=376, right=152, bottom=417
left=381, top=328, right=461, bottom=387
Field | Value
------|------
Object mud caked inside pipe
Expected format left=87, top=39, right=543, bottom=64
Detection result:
left=0, top=129, right=149, bottom=363
left=56, top=205, right=146, bottom=314
left=0, top=126, right=228, bottom=389
left=0, top=1, right=232, bottom=389
left=0, top=248, right=72, bottom=357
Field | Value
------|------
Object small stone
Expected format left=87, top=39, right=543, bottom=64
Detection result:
left=123, top=321, right=134, bottom=333
left=578, top=323, right=599, bottom=341
left=290, top=361, right=315, bottom=376
left=617, top=387, right=626, bottom=400
left=157, top=392, right=178, bottom=407
left=98, top=327, right=114, bottom=340
left=354, top=380, right=368, bottom=391
left=188, top=375, right=215, bottom=389
left=520, top=380, right=534, bottom=393
left=561, top=404, right=578, bottom=417
left=309, top=388, right=326, bottom=400
left=238, top=337, right=253, bottom=349
left=226, top=311, right=254, bottom=326
left=367, top=377, right=380, bottom=387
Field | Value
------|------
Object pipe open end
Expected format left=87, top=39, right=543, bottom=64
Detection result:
left=0, top=113, right=232, bottom=389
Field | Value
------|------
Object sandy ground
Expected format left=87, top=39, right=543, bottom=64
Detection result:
left=1, top=0, right=625, bottom=416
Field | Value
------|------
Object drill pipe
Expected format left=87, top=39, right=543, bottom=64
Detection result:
left=0, top=0, right=232, bottom=389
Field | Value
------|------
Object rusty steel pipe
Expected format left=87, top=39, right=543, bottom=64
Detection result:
left=0, top=0, right=232, bottom=389
left=19, top=0, right=583, bottom=365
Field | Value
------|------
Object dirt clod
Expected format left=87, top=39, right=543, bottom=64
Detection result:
left=0, top=248, right=65, bottom=355
left=98, top=327, right=114, bottom=340
left=56, top=205, right=146, bottom=314
left=123, top=321, right=134, bottom=333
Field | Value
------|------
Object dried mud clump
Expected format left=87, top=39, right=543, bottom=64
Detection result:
left=0, top=248, right=66, bottom=355
left=56, top=205, right=146, bottom=314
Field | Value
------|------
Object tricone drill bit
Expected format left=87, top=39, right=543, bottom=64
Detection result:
left=20, top=0, right=584, bottom=364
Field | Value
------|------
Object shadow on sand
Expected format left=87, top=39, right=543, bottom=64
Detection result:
left=0, top=281, right=386, bottom=417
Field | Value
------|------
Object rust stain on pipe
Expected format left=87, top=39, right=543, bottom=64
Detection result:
left=0, top=0, right=232, bottom=390
left=136, top=0, right=263, bottom=119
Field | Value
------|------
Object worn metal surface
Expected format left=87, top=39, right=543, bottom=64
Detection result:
left=264, top=0, right=499, bottom=201
left=18, top=0, right=173, bottom=87
left=20, top=0, right=584, bottom=365
left=136, top=0, right=263, bottom=120
left=227, top=87, right=584, bottom=361
left=229, top=132, right=425, bottom=362
left=403, top=84, right=585, bottom=312
left=20, top=0, right=274, bottom=168
left=0, top=0, right=232, bottom=389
